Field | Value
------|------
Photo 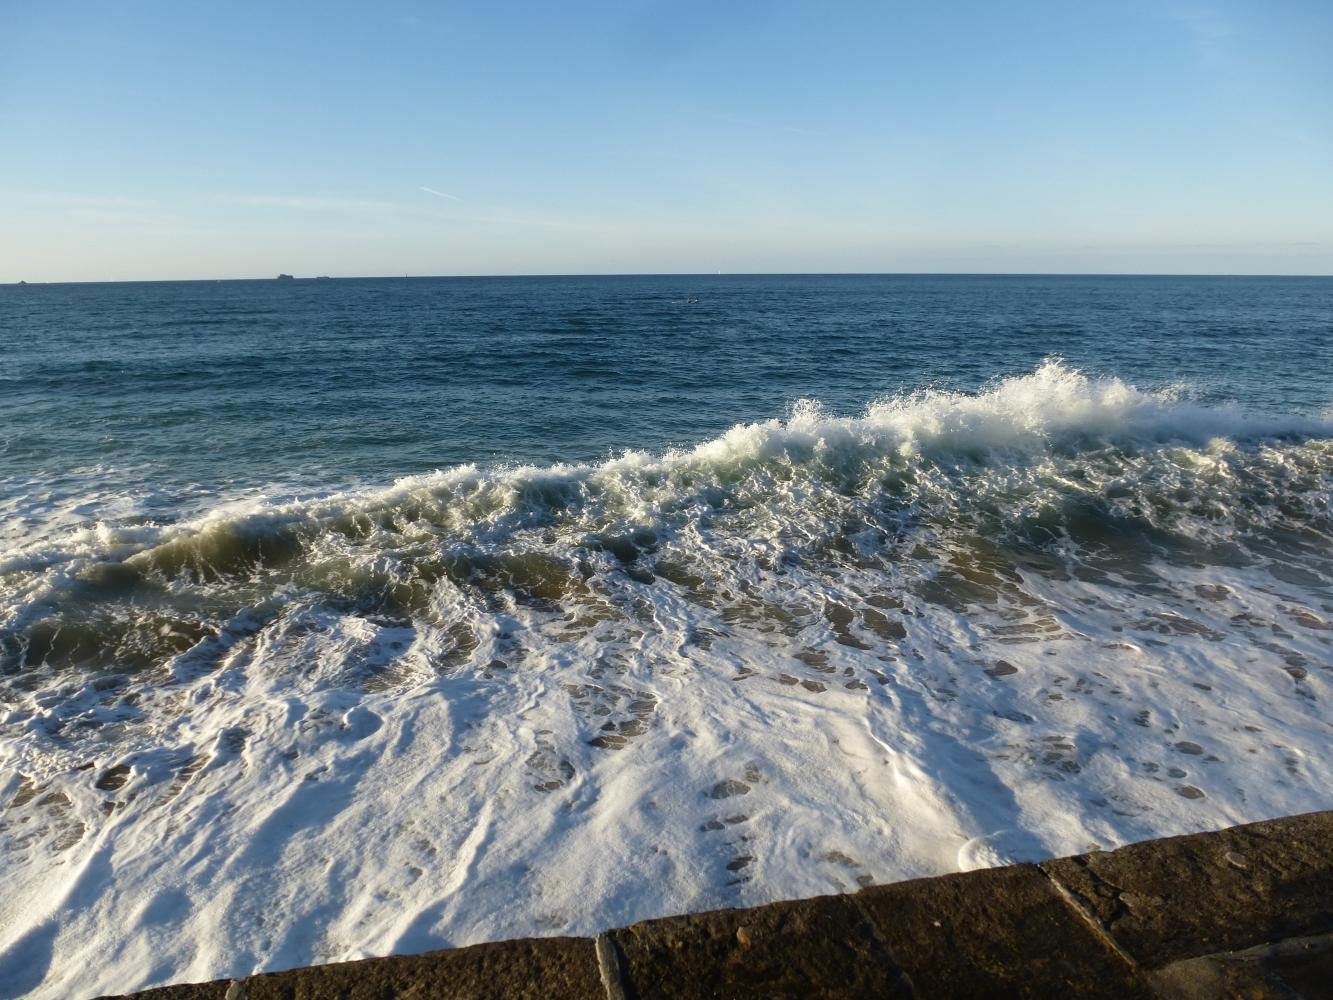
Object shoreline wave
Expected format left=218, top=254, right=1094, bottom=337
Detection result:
left=1, top=361, right=1331, bottom=999
left=5, top=360, right=1330, bottom=576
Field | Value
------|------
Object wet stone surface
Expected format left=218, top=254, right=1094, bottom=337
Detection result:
left=103, top=810, right=1333, bottom=1000
left=608, top=894, right=911, bottom=1000
left=1042, top=810, right=1333, bottom=969
left=856, top=862, right=1154, bottom=999
left=101, top=985, right=229, bottom=1000
left=1149, top=934, right=1333, bottom=1000
left=100, top=937, right=601, bottom=1000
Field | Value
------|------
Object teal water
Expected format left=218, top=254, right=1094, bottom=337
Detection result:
left=3, top=275, right=1329, bottom=505
left=1, top=274, right=1332, bottom=999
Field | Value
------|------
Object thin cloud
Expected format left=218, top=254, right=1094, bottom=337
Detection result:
left=66, top=208, right=155, bottom=224
left=7, top=191, right=147, bottom=208
left=214, top=194, right=402, bottom=213
left=420, top=186, right=461, bottom=201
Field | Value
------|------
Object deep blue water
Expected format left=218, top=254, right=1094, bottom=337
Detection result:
left=3, top=278, right=1333, bottom=998
left=2, top=274, right=1330, bottom=504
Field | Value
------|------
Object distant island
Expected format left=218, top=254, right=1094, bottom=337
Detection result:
left=276, top=273, right=294, bottom=281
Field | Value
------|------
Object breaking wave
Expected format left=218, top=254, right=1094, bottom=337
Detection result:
left=2, top=360, right=1332, bottom=998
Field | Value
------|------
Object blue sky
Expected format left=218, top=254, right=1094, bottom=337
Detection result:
left=2, top=1, right=1331, bottom=280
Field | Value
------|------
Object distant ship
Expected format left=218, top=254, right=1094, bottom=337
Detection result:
left=276, top=273, right=294, bottom=281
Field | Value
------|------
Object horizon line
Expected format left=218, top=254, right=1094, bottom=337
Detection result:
left=7, top=269, right=1333, bottom=286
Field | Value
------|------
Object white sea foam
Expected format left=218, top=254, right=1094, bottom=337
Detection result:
left=1, top=362, right=1331, bottom=998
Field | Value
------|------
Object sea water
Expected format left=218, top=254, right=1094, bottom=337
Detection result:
left=1, top=274, right=1330, bottom=997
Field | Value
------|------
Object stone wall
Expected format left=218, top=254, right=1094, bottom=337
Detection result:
left=106, top=809, right=1333, bottom=999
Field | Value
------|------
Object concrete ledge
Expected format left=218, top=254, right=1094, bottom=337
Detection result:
left=113, top=937, right=600, bottom=1000
left=606, top=892, right=912, bottom=999
left=103, top=809, right=1333, bottom=999
left=855, top=862, right=1152, bottom=998
left=1042, top=810, right=1333, bottom=968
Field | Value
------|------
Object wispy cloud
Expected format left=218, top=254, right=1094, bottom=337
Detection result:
left=6, top=191, right=148, bottom=208
left=0, top=192, right=163, bottom=227
left=65, top=208, right=154, bottom=224
left=213, top=194, right=402, bottom=213
left=420, top=185, right=460, bottom=201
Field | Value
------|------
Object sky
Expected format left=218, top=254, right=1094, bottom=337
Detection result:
left=2, top=0, right=1331, bottom=280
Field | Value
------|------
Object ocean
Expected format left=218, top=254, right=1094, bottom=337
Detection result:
left=2, top=274, right=1331, bottom=997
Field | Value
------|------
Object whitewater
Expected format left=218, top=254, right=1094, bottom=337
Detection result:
left=2, top=361, right=1331, bottom=998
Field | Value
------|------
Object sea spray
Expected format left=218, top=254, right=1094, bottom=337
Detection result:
left=2, top=361, right=1331, bottom=999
